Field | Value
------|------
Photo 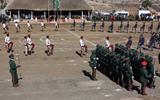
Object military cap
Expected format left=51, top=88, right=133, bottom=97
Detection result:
left=9, top=54, right=14, bottom=59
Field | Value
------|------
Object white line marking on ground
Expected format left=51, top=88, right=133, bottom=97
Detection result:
left=96, top=87, right=101, bottom=90
left=115, top=88, right=122, bottom=92
left=69, top=60, right=75, bottom=63
left=68, top=31, right=96, bottom=46
left=83, top=61, right=88, bottom=63
left=101, top=93, right=112, bottom=98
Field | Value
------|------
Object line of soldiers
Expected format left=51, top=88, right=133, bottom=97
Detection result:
left=71, top=20, right=160, bottom=34
left=2, top=20, right=160, bottom=34
left=137, top=32, right=160, bottom=51
left=89, top=44, right=156, bottom=95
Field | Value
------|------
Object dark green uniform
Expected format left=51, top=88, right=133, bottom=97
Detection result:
left=139, top=67, right=150, bottom=95
left=158, top=53, right=160, bottom=64
left=89, top=50, right=98, bottom=80
left=123, top=62, right=133, bottom=91
left=9, top=59, right=19, bottom=87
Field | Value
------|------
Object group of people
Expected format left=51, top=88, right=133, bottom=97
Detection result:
left=125, top=33, right=160, bottom=52
left=1, top=20, right=159, bottom=93
left=2, top=20, right=160, bottom=35
left=90, top=43, right=157, bottom=95
left=3, top=33, right=56, bottom=56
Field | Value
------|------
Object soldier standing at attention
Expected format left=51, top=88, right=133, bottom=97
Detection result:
left=82, top=20, right=85, bottom=31
left=137, top=34, right=145, bottom=52
left=100, top=20, right=104, bottom=32
left=125, top=21, right=129, bottom=33
left=158, top=53, right=160, bottom=64
left=140, top=22, right=145, bottom=33
left=91, top=20, right=96, bottom=31
left=126, top=36, right=133, bottom=50
left=123, top=58, right=133, bottom=91
left=119, top=20, right=123, bottom=32
left=139, top=60, right=151, bottom=95
left=132, top=22, right=138, bottom=33
left=157, top=22, right=160, bottom=33
left=9, top=54, right=21, bottom=87
left=72, top=19, right=76, bottom=31
left=148, top=22, right=153, bottom=33
left=89, top=50, right=98, bottom=81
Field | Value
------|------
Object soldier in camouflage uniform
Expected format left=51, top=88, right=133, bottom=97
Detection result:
left=124, top=21, right=129, bottom=33
left=72, top=19, right=76, bottom=31
left=91, top=20, right=96, bottom=31
left=123, top=58, right=133, bottom=91
left=137, top=34, right=145, bottom=52
left=159, top=53, right=160, bottom=64
left=9, top=54, right=21, bottom=87
left=132, top=22, right=138, bottom=33
left=140, top=22, right=145, bottom=33
left=139, top=60, right=151, bottom=95
left=148, top=22, right=153, bottom=33
left=108, top=21, right=114, bottom=33
left=119, top=21, right=123, bottom=32
left=89, top=50, right=98, bottom=80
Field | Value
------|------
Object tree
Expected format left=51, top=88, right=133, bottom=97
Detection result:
left=0, top=0, right=7, bottom=9
left=142, top=0, right=152, bottom=9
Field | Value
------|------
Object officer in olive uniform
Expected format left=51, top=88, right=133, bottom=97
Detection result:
left=137, top=34, right=145, bottom=52
left=125, top=21, right=129, bottom=33
left=140, top=22, right=145, bottom=33
left=139, top=61, right=151, bottom=95
left=89, top=50, right=98, bottom=80
left=159, top=53, right=160, bottom=64
left=72, top=19, right=76, bottom=31
left=119, top=21, right=123, bottom=32
left=123, top=58, right=133, bottom=91
left=91, top=20, right=96, bottom=31
left=9, top=54, right=21, bottom=87
left=132, top=22, right=138, bottom=33
left=108, top=21, right=114, bottom=33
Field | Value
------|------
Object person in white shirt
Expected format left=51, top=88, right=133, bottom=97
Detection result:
left=45, top=35, right=54, bottom=55
left=41, top=20, right=45, bottom=31
left=5, top=34, right=13, bottom=53
left=105, top=36, right=113, bottom=51
left=2, top=23, right=8, bottom=33
left=27, top=21, right=32, bottom=32
left=27, top=34, right=35, bottom=53
left=23, top=36, right=28, bottom=56
left=80, top=36, right=88, bottom=56
left=15, top=22, right=20, bottom=33
left=105, top=36, right=110, bottom=48
left=55, top=21, right=58, bottom=31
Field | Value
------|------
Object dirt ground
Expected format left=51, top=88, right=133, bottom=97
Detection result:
left=0, top=21, right=160, bottom=100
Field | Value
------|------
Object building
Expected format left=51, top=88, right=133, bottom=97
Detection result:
left=6, top=0, right=92, bottom=19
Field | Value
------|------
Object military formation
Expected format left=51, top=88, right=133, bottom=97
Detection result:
left=0, top=20, right=159, bottom=97
left=89, top=44, right=156, bottom=95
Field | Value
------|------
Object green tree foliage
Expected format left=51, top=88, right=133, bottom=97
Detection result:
left=0, top=0, right=7, bottom=9
left=142, top=0, right=152, bottom=9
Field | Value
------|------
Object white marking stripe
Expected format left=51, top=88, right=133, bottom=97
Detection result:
left=68, top=31, right=96, bottom=46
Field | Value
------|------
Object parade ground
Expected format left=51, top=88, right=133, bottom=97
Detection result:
left=0, top=21, right=160, bottom=100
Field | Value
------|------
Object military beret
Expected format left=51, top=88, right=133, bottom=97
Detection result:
left=9, top=54, right=14, bottom=59
left=141, top=61, right=148, bottom=66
